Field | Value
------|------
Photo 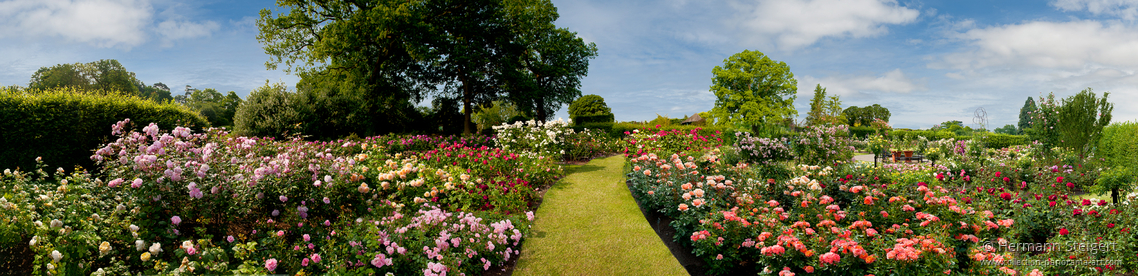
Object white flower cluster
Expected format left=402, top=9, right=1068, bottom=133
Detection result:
left=491, top=118, right=571, bottom=158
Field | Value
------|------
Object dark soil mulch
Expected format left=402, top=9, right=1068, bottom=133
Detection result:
left=627, top=179, right=710, bottom=276
left=0, top=239, right=35, bottom=276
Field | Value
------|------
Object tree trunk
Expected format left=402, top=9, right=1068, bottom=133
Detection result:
left=536, top=95, right=546, bottom=123
left=462, top=74, right=473, bottom=135
left=1112, top=187, right=1120, bottom=205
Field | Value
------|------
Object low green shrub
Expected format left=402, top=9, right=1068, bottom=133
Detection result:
left=0, top=87, right=207, bottom=172
left=982, top=133, right=1029, bottom=149
left=889, top=129, right=956, bottom=140
left=849, top=126, right=876, bottom=139
left=572, top=114, right=614, bottom=125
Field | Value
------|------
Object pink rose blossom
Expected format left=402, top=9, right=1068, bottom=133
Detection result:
left=265, top=258, right=278, bottom=271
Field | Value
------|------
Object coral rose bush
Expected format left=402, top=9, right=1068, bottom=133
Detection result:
left=627, top=130, right=1138, bottom=275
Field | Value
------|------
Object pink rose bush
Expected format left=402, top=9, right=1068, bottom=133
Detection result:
left=0, top=120, right=574, bottom=275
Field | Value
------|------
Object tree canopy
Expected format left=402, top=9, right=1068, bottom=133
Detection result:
left=1017, top=97, right=1036, bottom=135
left=843, top=104, right=890, bottom=127
left=804, top=84, right=844, bottom=126
left=507, top=27, right=598, bottom=121
left=258, top=0, right=594, bottom=135
left=1058, top=88, right=1112, bottom=158
left=30, top=60, right=174, bottom=103
left=181, top=86, right=244, bottom=128
left=30, top=60, right=141, bottom=95
left=709, top=50, right=797, bottom=131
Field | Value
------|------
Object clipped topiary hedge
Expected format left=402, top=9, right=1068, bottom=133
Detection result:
left=571, top=122, right=615, bottom=137
left=572, top=113, right=615, bottom=125
left=849, top=126, right=876, bottom=139
left=979, top=133, right=1028, bottom=149
left=0, top=87, right=208, bottom=172
left=889, top=129, right=958, bottom=140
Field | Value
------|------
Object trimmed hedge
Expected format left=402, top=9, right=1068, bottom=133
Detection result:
left=887, top=129, right=1027, bottom=149
left=979, top=133, right=1028, bottom=149
left=0, top=87, right=208, bottom=172
left=571, top=122, right=615, bottom=136
left=571, top=113, right=615, bottom=126
left=1098, top=121, right=1138, bottom=168
left=889, top=129, right=957, bottom=140
left=849, top=126, right=876, bottom=139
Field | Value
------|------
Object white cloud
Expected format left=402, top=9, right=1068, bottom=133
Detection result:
left=1053, top=0, right=1138, bottom=20
left=0, top=0, right=153, bottom=48
left=941, top=20, right=1138, bottom=71
left=798, top=69, right=926, bottom=96
left=734, top=0, right=920, bottom=50
left=156, top=19, right=219, bottom=45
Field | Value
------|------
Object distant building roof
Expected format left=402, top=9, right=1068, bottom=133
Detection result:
left=680, top=113, right=705, bottom=125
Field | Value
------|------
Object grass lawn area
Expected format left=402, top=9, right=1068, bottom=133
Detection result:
left=513, top=155, right=686, bottom=276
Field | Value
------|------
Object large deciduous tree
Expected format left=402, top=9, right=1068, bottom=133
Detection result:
left=257, top=0, right=438, bottom=135
left=30, top=59, right=141, bottom=96
left=709, top=50, right=797, bottom=131
left=845, top=104, right=891, bottom=127
left=258, top=0, right=591, bottom=135
left=1058, top=88, right=1112, bottom=158
left=185, top=87, right=244, bottom=128
left=507, top=27, right=598, bottom=122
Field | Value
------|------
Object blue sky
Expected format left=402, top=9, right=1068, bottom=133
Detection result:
left=2, top=0, right=1136, bottom=129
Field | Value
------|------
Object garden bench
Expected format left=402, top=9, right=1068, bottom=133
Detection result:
left=881, top=151, right=924, bottom=163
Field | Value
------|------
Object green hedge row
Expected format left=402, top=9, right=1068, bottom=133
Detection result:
left=1098, top=121, right=1138, bottom=168
left=888, top=129, right=1027, bottom=149
left=0, top=87, right=208, bottom=172
left=571, top=113, right=614, bottom=126
left=976, top=133, right=1029, bottom=149
left=850, top=126, right=876, bottom=139
left=889, top=129, right=958, bottom=140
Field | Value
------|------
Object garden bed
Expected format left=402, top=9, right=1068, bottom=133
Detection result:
left=0, top=119, right=629, bottom=275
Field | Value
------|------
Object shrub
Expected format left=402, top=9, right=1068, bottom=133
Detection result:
left=612, top=122, right=733, bottom=143
left=572, top=113, right=614, bottom=125
left=567, top=94, right=613, bottom=126
left=572, top=122, right=615, bottom=136
left=233, top=82, right=306, bottom=139
left=621, top=127, right=724, bottom=157
left=491, top=119, right=571, bottom=159
left=734, top=132, right=792, bottom=165
left=0, top=120, right=556, bottom=275
left=561, top=128, right=620, bottom=161
left=889, top=129, right=956, bottom=141
left=849, top=126, right=876, bottom=139
left=793, top=125, right=855, bottom=166
left=626, top=143, right=1137, bottom=275
left=0, top=87, right=207, bottom=172
left=1095, top=121, right=1138, bottom=202
left=982, top=133, right=1028, bottom=149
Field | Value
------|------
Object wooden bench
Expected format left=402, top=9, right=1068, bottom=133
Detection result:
left=882, top=151, right=924, bottom=163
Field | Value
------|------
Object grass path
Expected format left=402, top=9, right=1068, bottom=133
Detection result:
left=513, top=155, right=686, bottom=276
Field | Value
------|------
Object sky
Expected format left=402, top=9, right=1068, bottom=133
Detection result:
left=1, top=0, right=1136, bottom=129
